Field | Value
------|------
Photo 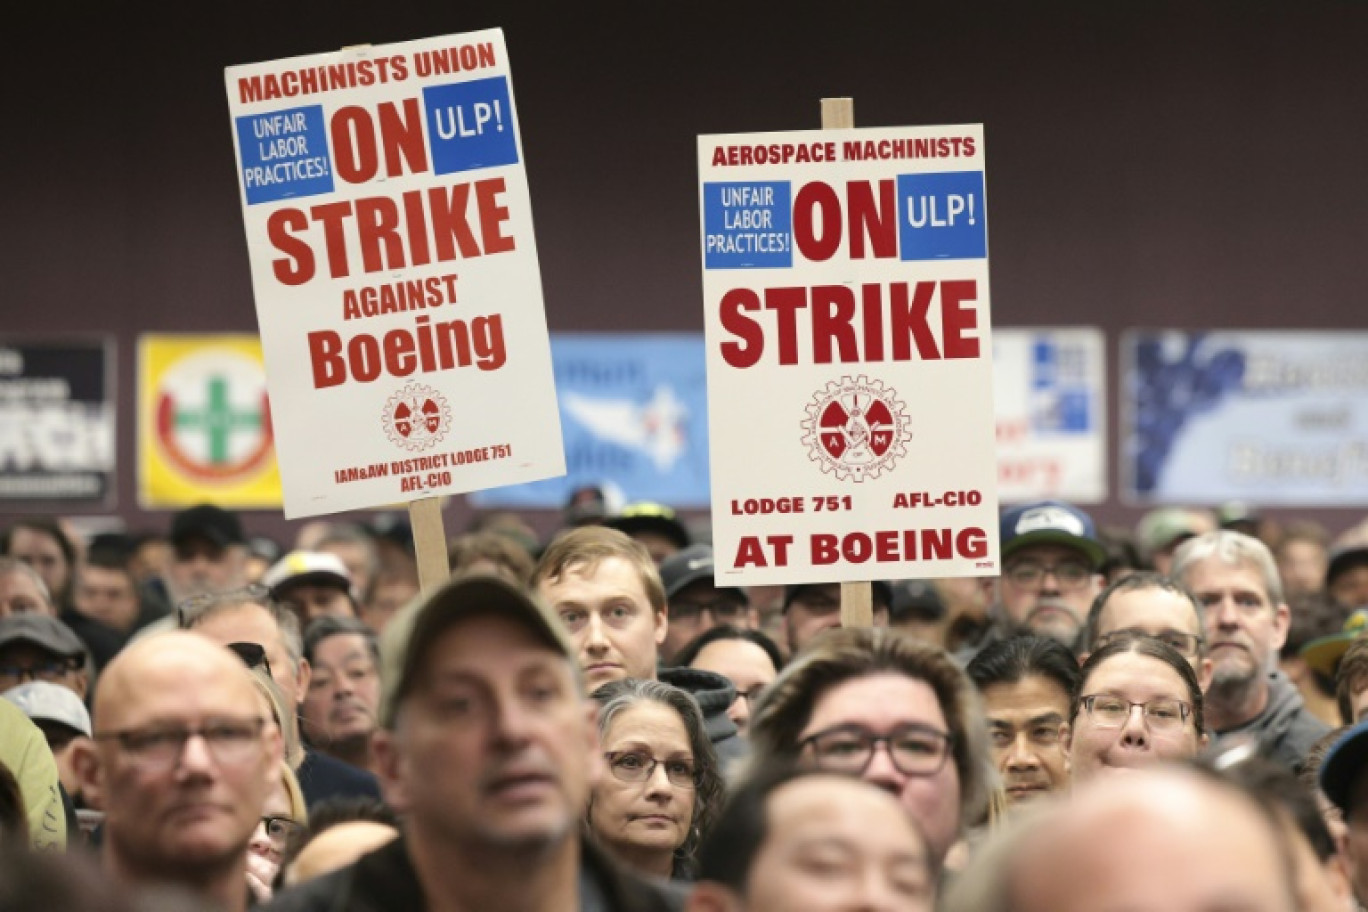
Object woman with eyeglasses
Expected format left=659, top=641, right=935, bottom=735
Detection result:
left=748, top=628, right=993, bottom=872
left=1067, top=633, right=1208, bottom=783
left=246, top=760, right=308, bottom=902
left=587, top=679, right=724, bottom=880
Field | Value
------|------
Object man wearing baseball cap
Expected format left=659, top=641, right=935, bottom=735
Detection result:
left=969, top=500, right=1106, bottom=658
left=4, top=680, right=92, bottom=807
left=781, top=580, right=892, bottom=656
left=265, top=551, right=358, bottom=626
left=165, top=503, right=249, bottom=606
left=657, top=544, right=755, bottom=663
left=1318, top=722, right=1368, bottom=905
left=1328, top=545, right=1368, bottom=613
left=0, top=613, right=93, bottom=701
left=266, top=573, right=679, bottom=911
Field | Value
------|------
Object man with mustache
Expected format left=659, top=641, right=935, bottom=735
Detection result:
left=965, top=501, right=1106, bottom=659
left=1172, top=530, right=1328, bottom=770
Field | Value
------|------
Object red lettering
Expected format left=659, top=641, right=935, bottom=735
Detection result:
left=811, top=285, right=858, bottom=364
left=348, top=334, right=382, bottom=382
left=376, top=99, right=429, bottom=178
left=307, top=331, right=345, bottom=388
left=268, top=209, right=314, bottom=285
left=309, top=201, right=355, bottom=279
left=940, top=280, right=980, bottom=358
left=355, top=197, right=404, bottom=273
left=890, top=282, right=940, bottom=360
left=719, top=289, right=763, bottom=368
left=475, top=177, right=514, bottom=254
left=765, top=287, right=807, bottom=365
left=383, top=328, right=416, bottom=376
left=793, top=182, right=841, bottom=261
left=847, top=180, right=897, bottom=259
left=331, top=106, right=378, bottom=184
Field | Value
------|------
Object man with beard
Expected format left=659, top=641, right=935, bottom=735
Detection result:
left=963, top=501, right=1105, bottom=660
left=1172, top=531, right=1328, bottom=770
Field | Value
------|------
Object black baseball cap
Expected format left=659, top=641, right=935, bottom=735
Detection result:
left=603, top=503, right=690, bottom=551
left=170, top=504, right=245, bottom=548
left=659, top=545, right=747, bottom=603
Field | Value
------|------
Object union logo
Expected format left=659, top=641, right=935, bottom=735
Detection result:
left=383, top=383, right=452, bottom=452
left=800, top=375, right=911, bottom=482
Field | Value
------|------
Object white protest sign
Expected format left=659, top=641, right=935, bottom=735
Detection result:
left=699, top=126, right=1000, bottom=586
left=227, top=30, right=563, bottom=518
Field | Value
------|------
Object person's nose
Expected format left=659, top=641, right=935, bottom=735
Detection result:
left=862, top=741, right=906, bottom=795
left=582, top=612, right=610, bottom=655
left=333, top=674, right=354, bottom=699
left=1118, top=704, right=1150, bottom=747
left=1004, top=732, right=1041, bottom=770
left=852, top=866, right=908, bottom=912
left=728, top=694, right=751, bottom=732
left=643, top=763, right=675, bottom=803
left=1037, top=567, right=1063, bottom=595
left=248, top=820, right=272, bottom=858
left=176, top=732, right=218, bottom=778
left=490, top=692, right=536, bottom=747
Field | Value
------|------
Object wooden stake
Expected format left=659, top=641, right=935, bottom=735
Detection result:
left=818, top=96, right=873, bottom=630
left=408, top=496, right=451, bottom=594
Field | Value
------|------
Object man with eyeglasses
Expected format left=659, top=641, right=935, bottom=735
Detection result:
left=71, top=631, right=283, bottom=911
left=968, top=501, right=1106, bottom=659
left=1172, top=531, right=1328, bottom=771
left=1082, top=572, right=1213, bottom=688
left=0, top=613, right=93, bottom=701
left=658, top=544, right=756, bottom=663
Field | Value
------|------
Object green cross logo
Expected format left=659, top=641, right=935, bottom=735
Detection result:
left=173, top=375, right=262, bottom=465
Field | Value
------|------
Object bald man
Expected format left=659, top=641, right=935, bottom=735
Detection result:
left=944, top=766, right=1298, bottom=912
left=72, top=632, right=283, bottom=912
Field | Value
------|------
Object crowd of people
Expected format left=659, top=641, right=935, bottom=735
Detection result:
left=2, top=492, right=1368, bottom=911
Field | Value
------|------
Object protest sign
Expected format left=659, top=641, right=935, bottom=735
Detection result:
left=0, top=339, right=114, bottom=504
left=699, top=122, right=1000, bottom=586
left=226, top=30, right=563, bottom=519
left=138, top=334, right=282, bottom=508
left=993, top=327, right=1106, bottom=503
left=1124, top=329, right=1368, bottom=505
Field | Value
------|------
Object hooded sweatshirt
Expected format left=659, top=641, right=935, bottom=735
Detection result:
left=657, top=666, right=748, bottom=766
left=1210, top=669, right=1330, bottom=772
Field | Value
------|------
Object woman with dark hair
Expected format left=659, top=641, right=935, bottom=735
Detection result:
left=966, top=635, right=1080, bottom=808
left=1068, top=634, right=1207, bottom=783
left=673, top=625, right=783, bottom=735
left=588, top=679, right=725, bottom=880
left=748, top=628, right=993, bottom=870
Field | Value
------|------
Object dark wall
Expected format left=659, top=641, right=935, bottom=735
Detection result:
left=4, top=2, right=1366, bottom=542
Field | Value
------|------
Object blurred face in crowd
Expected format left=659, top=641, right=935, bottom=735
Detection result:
left=74, top=565, right=141, bottom=633
left=277, top=582, right=354, bottom=625
left=0, top=568, right=52, bottom=617
left=166, top=535, right=248, bottom=605
left=1331, top=565, right=1368, bottom=613
left=694, top=775, right=934, bottom=912
left=589, top=700, right=696, bottom=875
left=246, top=773, right=297, bottom=891
left=997, top=544, right=1102, bottom=647
left=797, top=673, right=961, bottom=865
left=362, top=575, right=418, bottom=634
left=1067, top=651, right=1204, bottom=784
left=1181, top=557, right=1288, bottom=694
left=193, top=601, right=308, bottom=710
left=980, top=674, right=1070, bottom=806
left=74, top=633, right=282, bottom=884
left=317, top=540, right=375, bottom=600
left=284, top=820, right=399, bottom=886
left=1010, top=771, right=1295, bottom=912
left=1092, top=584, right=1211, bottom=686
left=687, top=637, right=778, bottom=734
left=0, top=642, right=87, bottom=699
left=539, top=557, right=666, bottom=691
left=302, top=632, right=380, bottom=749
left=7, top=526, right=72, bottom=603
left=662, top=580, right=754, bottom=663
left=1277, top=538, right=1328, bottom=599
left=784, top=584, right=888, bottom=656
left=373, top=613, right=599, bottom=852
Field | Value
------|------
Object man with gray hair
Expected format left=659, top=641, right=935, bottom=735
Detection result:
left=1172, top=530, right=1327, bottom=769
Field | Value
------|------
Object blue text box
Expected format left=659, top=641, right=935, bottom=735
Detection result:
left=235, top=105, right=334, bottom=205
left=423, top=77, right=520, bottom=174
left=897, top=171, right=987, bottom=260
left=702, top=181, right=792, bottom=269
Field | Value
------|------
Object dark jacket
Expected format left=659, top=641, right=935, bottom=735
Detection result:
left=263, top=833, right=684, bottom=912
left=1211, top=670, right=1330, bottom=772
left=657, top=666, right=747, bottom=766
left=296, top=747, right=382, bottom=809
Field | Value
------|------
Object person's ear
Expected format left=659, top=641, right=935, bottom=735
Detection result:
left=654, top=607, right=668, bottom=646
left=1271, top=602, right=1291, bottom=652
left=686, top=882, right=743, bottom=912
left=1197, top=656, right=1214, bottom=693
left=371, top=727, right=410, bottom=814
left=296, top=657, right=312, bottom=704
left=71, top=741, right=105, bottom=811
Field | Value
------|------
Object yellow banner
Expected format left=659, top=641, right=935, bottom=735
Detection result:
left=138, top=335, right=282, bottom=508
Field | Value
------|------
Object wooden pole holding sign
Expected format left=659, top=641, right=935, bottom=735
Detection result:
left=820, top=96, right=875, bottom=631
left=409, top=496, right=452, bottom=595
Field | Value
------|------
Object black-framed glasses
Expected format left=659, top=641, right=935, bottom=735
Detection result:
left=1079, top=695, right=1192, bottom=732
left=92, top=717, right=267, bottom=771
left=604, top=750, right=698, bottom=789
left=670, top=597, right=749, bottom=625
left=1003, top=560, right=1093, bottom=590
left=0, top=656, right=82, bottom=684
left=799, top=723, right=954, bottom=777
left=260, top=815, right=305, bottom=847
left=1096, top=628, right=1203, bottom=658
left=225, top=641, right=273, bottom=678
